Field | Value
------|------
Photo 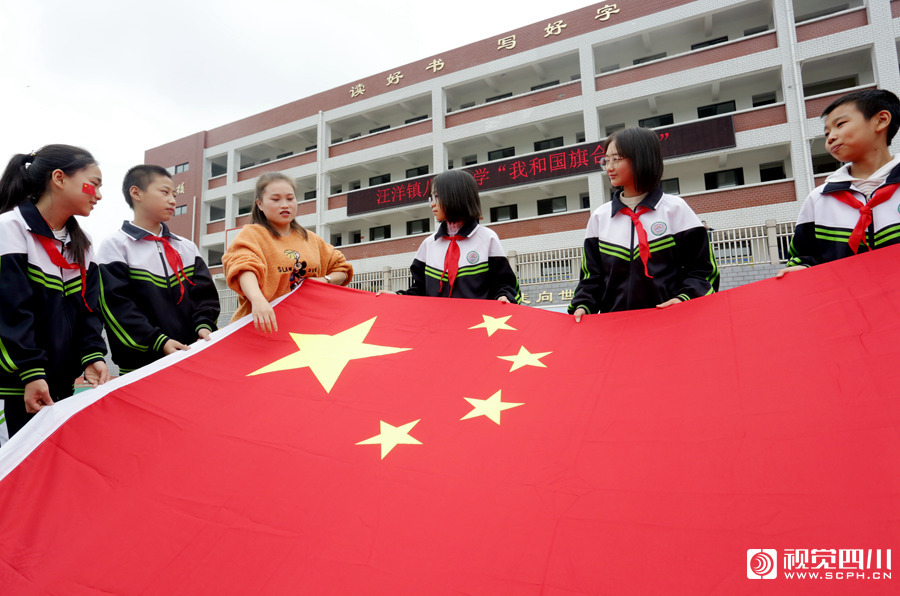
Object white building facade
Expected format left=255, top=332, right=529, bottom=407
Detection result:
left=147, top=0, right=900, bottom=311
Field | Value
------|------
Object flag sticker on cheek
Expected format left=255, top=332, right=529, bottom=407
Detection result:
left=82, top=183, right=96, bottom=196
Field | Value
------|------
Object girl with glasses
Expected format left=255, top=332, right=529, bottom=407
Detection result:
left=569, top=127, right=718, bottom=320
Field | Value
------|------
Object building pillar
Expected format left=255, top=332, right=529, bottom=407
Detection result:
left=578, top=45, right=601, bottom=143
left=432, top=88, right=447, bottom=174
left=868, top=0, right=900, bottom=154
left=774, top=0, right=814, bottom=202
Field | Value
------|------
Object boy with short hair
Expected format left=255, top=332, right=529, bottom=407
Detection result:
left=778, top=89, right=900, bottom=276
left=96, top=165, right=220, bottom=374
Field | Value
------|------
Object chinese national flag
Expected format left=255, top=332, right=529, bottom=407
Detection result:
left=1, top=248, right=899, bottom=595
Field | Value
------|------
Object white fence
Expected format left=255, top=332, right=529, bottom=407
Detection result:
left=219, top=221, right=796, bottom=316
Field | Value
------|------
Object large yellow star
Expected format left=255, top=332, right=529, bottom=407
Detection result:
left=357, top=419, right=422, bottom=459
left=468, top=314, right=516, bottom=337
left=248, top=317, right=410, bottom=393
left=498, top=346, right=552, bottom=372
left=461, top=390, right=523, bottom=425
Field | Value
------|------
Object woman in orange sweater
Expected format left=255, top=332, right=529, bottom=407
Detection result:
left=222, top=172, right=353, bottom=333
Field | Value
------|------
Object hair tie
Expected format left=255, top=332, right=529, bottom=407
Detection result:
left=28, top=150, right=36, bottom=158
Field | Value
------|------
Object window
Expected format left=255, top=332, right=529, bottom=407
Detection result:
left=277, top=152, right=294, bottom=160
left=406, top=218, right=430, bottom=235
left=369, top=174, right=391, bottom=186
left=537, top=196, right=567, bottom=215
left=812, top=153, right=840, bottom=175
left=752, top=92, right=777, bottom=107
left=691, top=36, right=728, bottom=51
left=576, top=131, right=586, bottom=143
left=580, top=193, right=590, bottom=209
left=605, top=123, right=625, bottom=136
left=405, top=165, right=429, bottom=178
left=210, top=161, right=227, bottom=177
left=803, top=76, right=858, bottom=97
left=369, top=125, right=390, bottom=134
left=530, top=80, right=560, bottom=92
left=331, top=234, right=342, bottom=247
left=485, top=92, right=513, bottom=103
left=349, top=180, right=361, bottom=191
left=304, top=145, right=317, bottom=152
left=599, top=64, right=620, bottom=73
left=350, top=231, right=362, bottom=244
left=174, top=162, right=189, bottom=174
left=237, top=202, right=252, bottom=216
left=796, top=4, right=851, bottom=23
left=660, top=178, right=680, bottom=195
left=258, top=158, right=270, bottom=164
left=633, top=52, right=666, bottom=65
left=332, top=136, right=344, bottom=143
left=571, top=73, right=581, bottom=81
left=303, top=190, right=316, bottom=201
left=704, top=168, right=744, bottom=190
left=405, top=115, right=428, bottom=124
left=744, top=24, right=769, bottom=36
left=462, top=154, right=478, bottom=166
left=697, top=100, right=736, bottom=119
left=488, top=147, right=515, bottom=161
left=490, top=205, right=518, bottom=223
left=173, top=205, right=187, bottom=216
left=369, top=225, right=391, bottom=241
left=209, top=202, right=225, bottom=221
left=207, top=247, right=224, bottom=267
left=760, top=161, right=786, bottom=182
left=639, top=113, right=674, bottom=128
left=460, top=101, right=476, bottom=109
left=534, top=137, right=564, bottom=152
left=349, top=132, right=361, bottom=139
left=330, top=184, right=342, bottom=195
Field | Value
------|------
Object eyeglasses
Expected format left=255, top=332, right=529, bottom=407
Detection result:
left=600, top=155, right=628, bottom=169
left=429, top=194, right=438, bottom=205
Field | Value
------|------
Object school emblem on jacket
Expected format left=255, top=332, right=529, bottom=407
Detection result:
left=650, top=221, right=667, bottom=236
left=285, top=250, right=307, bottom=290
left=466, top=251, right=479, bottom=264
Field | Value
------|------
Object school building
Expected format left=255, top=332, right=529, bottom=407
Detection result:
left=145, top=0, right=900, bottom=316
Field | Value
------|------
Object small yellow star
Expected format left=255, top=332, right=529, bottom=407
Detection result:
left=248, top=317, right=410, bottom=393
left=461, top=390, right=523, bottom=425
left=468, top=314, right=516, bottom=337
left=357, top=420, right=422, bottom=459
left=498, top=346, right=552, bottom=372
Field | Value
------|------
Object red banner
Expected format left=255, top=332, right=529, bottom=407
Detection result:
left=1, top=248, right=899, bottom=594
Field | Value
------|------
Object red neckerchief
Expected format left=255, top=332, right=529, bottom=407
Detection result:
left=33, top=233, right=91, bottom=311
left=619, top=205, right=653, bottom=278
left=828, top=183, right=900, bottom=253
left=144, top=235, right=194, bottom=303
left=439, top=235, right=462, bottom=297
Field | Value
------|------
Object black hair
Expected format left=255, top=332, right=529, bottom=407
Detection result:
left=822, top=89, right=900, bottom=144
left=0, top=144, right=97, bottom=266
left=122, top=164, right=172, bottom=208
left=432, top=170, right=482, bottom=224
left=251, top=172, right=308, bottom=240
left=606, top=127, right=665, bottom=195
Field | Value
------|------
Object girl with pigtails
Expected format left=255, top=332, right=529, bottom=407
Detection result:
left=0, top=144, right=110, bottom=441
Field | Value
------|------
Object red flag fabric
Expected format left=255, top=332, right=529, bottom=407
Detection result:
left=1, top=247, right=899, bottom=595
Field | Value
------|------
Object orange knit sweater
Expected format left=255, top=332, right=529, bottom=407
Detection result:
left=222, top=224, right=353, bottom=322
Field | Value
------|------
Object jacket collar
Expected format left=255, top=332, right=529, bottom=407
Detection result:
left=19, top=200, right=56, bottom=240
left=822, top=156, right=900, bottom=195
left=610, top=186, right=663, bottom=217
left=434, top=219, right=478, bottom=240
left=121, top=220, right=176, bottom=241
